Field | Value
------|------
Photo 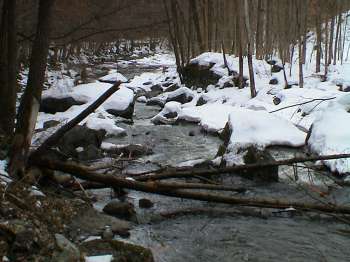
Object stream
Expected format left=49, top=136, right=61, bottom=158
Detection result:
left=87, top=58, right=350, bottom=262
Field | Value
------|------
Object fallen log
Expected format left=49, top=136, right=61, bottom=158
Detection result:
left=135, top=153, right=350, bottom=181
left=29, top=81, right=122, bottom=160
left=33, top=159, right=350, bottom=215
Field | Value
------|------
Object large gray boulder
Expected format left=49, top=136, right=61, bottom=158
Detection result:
left=40, top=96, right=85, bottom=114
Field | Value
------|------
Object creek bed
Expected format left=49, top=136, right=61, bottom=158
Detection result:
left=90, top=59, right=350, bottom=262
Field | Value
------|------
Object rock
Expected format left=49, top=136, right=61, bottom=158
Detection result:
left=232, top=75, right=248, bottom=88
left=79, top=239, right=154, bottom=262
left=273, top=96, right=281, bottom=105
left=77, top=144, right=102, bottom=161
left=266, top=59, right=277, bottom=66
left=58, top=125, right=106, bottom=158
left=53, top=234, right=80, bottom=262
left=342, top=86, right=350, bottom=92
left=102, top=227, right=114, bottom=240
left=106, top=99, right=135, bottom=119
left=271, top=64, right=283, bottom=73
left=104, top=144, right=152, bottom=158
left=12, top=227, right=35, bottom=253
left=145, top=84, right=163, bottom=98
left=146, top=98, right=165, bottom=107
left=143, top=81, right=152, bottom=86
left=196, top=96, right=208, bottom=106
left=137, top=96, right=147, bottom=103
left=139, top=198, right=154, bottom=209
left=166, top=92, right=192, bottom=104
left=181, top=62, right=221, bottom=89
left=188, top=130, right=195, bottom=137
left=111, top=224, right=130, bottom=238
left=43, top=120, right=60, bottom=129
left=40, top=97, right=85, bottom=114
left=164, top=83, right=180, bottom=93
left=103, top=201, right=137, bottom=222
left=239, top=146, right=279, bottom=182
left=223, top=81, right=234, bottom=88
left=269, top=78, right=279, bottom=85
left=162, top=82, right=173, bottom=88
left=164, top=112, right=178, bottom=119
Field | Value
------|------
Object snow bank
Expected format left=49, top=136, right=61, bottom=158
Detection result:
left=308, top=94, right=350, bottom=173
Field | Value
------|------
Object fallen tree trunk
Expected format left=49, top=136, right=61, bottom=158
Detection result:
left=30, top=82, right=122, bottom=161
left=135, top=153, right=350, bottom=181
left=33, top=159, right=350, bottom=215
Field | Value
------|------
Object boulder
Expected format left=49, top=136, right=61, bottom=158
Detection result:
left=181, top=62, right=221, bottom=89
left=106, top=99, right=135, bottom=119
left=102, top=201, right=137, bottom=222
left=166, top=92, right=193, bottom=104
left=239, top=146, right=279, bottom=182
left=40, top=96, right=85, bottom=114
left=58, top=125, right=106, bottom=158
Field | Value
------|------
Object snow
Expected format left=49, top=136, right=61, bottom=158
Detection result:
left=99, top=70, right=128, bottom=83
left=85, top=255, right=113, bottom=262
left=0, top=160, right=11, bottom=186
left=37, top=80, right=134, bottom=137
left=228, top=109, right=305, bottom=148
left=308, top=95, right=350, bottom=173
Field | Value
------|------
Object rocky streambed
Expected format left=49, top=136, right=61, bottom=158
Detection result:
left=71, top=58, right=350, bottom=262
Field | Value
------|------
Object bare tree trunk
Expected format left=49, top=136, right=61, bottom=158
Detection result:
left=9, top=0, right=55, bottom=178
left=315, top=13, right=322, bottom=73
left=243, top=0, right=257, bottom=98
left=328, top=17, right=335, bottom=65
left=0, top=0, right=17, bottom=138
left=333, top=14, right=342, bottom=65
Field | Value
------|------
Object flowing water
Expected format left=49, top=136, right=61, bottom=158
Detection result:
left=92, top=59, right=350, bottom=262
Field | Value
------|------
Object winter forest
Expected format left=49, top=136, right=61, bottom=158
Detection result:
left=1, top=0, right=350, bottom=261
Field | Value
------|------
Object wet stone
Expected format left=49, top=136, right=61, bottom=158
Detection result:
left=139, top=198, right=154, bottom=209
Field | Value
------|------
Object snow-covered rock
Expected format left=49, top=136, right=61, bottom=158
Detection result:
left=308, top=94, right=350, bottom=174
left=222, top=108, right=306, bottom=166
left=98, top=71, right=128, bottom=84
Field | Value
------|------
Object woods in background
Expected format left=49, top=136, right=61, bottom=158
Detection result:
left=165, top=0, right=350, bottom=95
